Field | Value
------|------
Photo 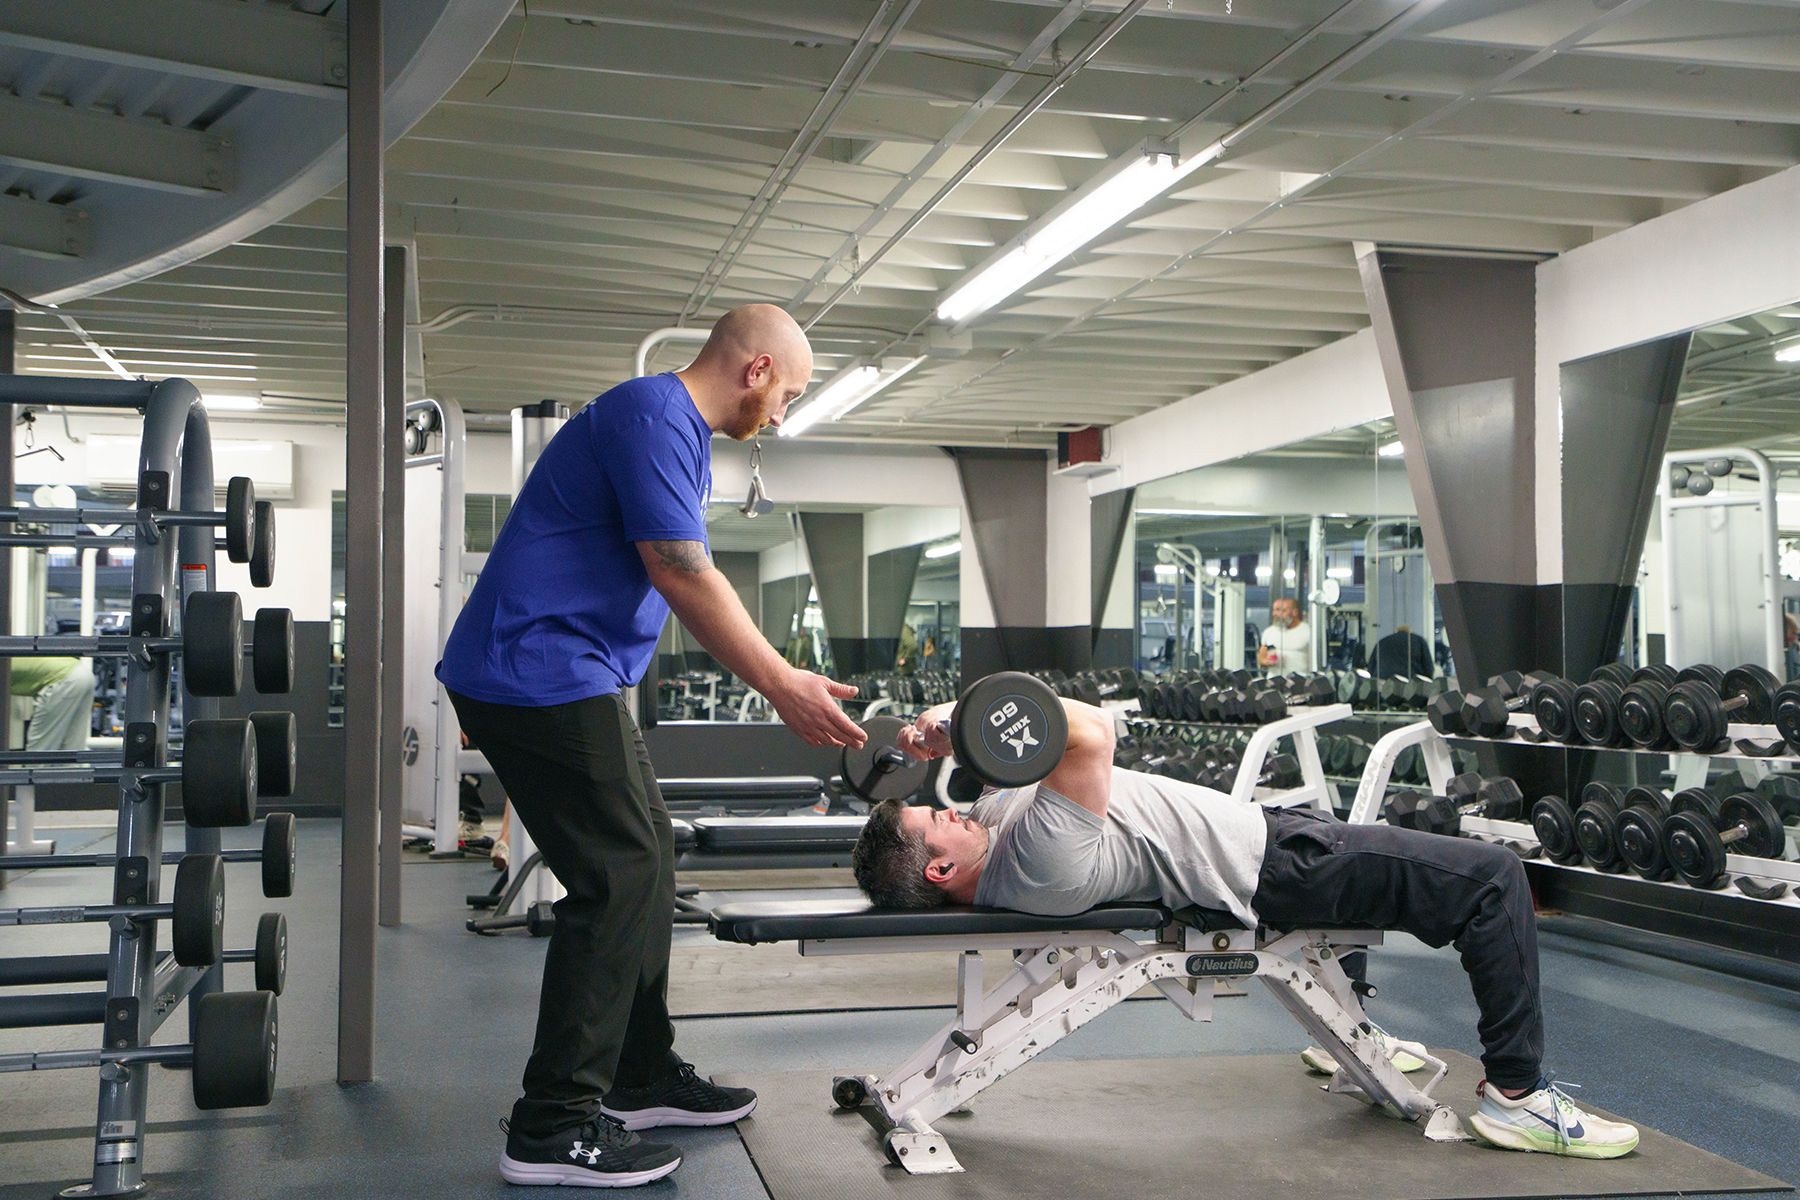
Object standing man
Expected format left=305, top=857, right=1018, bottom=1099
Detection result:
left=1257, top=596, right=1314, bottom=674
left=10, top=656, right=94, bottom=750
left=438, top=304, right=867, bottom=1189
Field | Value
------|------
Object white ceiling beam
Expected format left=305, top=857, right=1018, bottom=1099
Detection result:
left=0, top=193, right=92, bottom=259
left=0, top=0, right=348, bottom=99
left=0, top=93, right=234, bottom=195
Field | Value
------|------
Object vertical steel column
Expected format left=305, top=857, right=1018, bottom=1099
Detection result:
left=0, top=309, right=13, bottom=888
left=379, top=245, right=406, bottom=927
left=339, top=0, right=384, bottom=1084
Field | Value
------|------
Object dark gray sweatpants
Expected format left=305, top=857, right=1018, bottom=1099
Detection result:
left=1251, top=806, right=1544, bottom=1090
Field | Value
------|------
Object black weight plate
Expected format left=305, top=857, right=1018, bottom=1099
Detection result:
left=182, top=718, right=258, bottom=828
left=1720, top=792, right=1786, bottom=859
left=1572, top=681, right=1624, bottom=747
left=1675, top=663, right=1726, bottom=694
left=949, top=672, right=1068, bottom=789
left=252, top=608, right=295, bottom=694
left=192, top=990, right=278, bottom=1110
left=1670, top=787, right=1722, bottom=821
left=1574, top=799, right=1622, bottom=869
left=172, top=853, right=225, bottom=967
left=224, top=477, right=255, bottom=564
left=1528, top=676, right=1579, bottom=743
left=842, top=715, right=928, bottom=802
left=1587, top=662, right=1632, bottom=688
left=249, top=711, right=297, bottom=798
left=1664, top=810, right=1726, bottom=888
left=1616, top=806, right=1671, bottom=880
left=261, top=812, right=297, bottom=899
left=1617, top=681, right=1669, bottom=748
left=1723, top=664, right=1780, bottom=724
left=1579, top=781, right=1622, bottom=813
left=1663, top=680, right=1726, bottom=751
left=250, top=500, right=276, bottom=588
left=1774, top=682, right=1800, bottom=749
left=183, top=591, right=243, bottom=698
left=1532, top=795, right=1583, bottom=865
left=1182, top=685, right=1203, bottom=722
left=1629, top=663, right=1678, bottom=689
left=1622, top=785, right=1670, bottom=816
left=254, top=912, right=288, bottom=996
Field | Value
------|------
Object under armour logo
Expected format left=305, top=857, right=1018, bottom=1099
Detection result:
left=1002, top=724, right=1037, bottom=758
left=569, top=1144, right=604, bottom=1165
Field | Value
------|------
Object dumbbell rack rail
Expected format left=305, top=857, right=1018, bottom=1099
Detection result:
left=1345, top=715, right=1800, bottom=910
left=0, top=375, right=270, bottom=1197
left=1118, top=702, right=1348, bottom=814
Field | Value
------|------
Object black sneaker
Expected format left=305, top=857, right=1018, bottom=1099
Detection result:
left=600, top=1061, right=757, bottom=1131
left=498, top=1117, right=681, bottom=1188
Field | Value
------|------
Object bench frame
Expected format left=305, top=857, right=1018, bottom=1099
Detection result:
left=809, top=918, right=1468, bottom=1174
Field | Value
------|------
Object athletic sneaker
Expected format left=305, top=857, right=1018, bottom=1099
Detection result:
left=1468, top=1078, right=1639, bottom=1159
left=601, top=1060, right=757, bottom=1131
left=498, top=1117, right=681, bottom=1188
left=1300, top=1027, right=1429, bottom=1076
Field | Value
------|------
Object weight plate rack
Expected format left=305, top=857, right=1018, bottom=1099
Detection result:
left=0, top=375, right=297, bottom=1198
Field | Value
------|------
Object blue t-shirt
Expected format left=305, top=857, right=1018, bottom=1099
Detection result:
left=437, top=374, right=712, bottom=706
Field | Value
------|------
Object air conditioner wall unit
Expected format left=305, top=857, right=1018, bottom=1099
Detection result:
left=86, top=436, right=296, bottom=500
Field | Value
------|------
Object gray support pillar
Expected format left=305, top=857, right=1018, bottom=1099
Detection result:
left=762, top=578, right=804, bottom=652
left=339, top=0, right=384, bottom=1085
left=866, top=544, right=924, bottom=670
left=378, top=244, right=407, bottom=927
left=713, top=551, right=762, bottom=657
left=1357, top=249, right=1547, bottom=685
left=1090, top=487, right=1135, bottom=666
left=951, top=448, right=1058, bottom=678
left=1559, top=339, right=1689, bottom=677
left=0, top=309, right=12, bottom=888
left=798, top=512, right=866, bottom=674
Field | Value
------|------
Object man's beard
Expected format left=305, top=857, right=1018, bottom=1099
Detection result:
left=725, top=384, right=775, bottom=441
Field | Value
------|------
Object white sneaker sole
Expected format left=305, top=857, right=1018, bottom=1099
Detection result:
left=1467, top=1111, right=1639, bottom=1159
left=499, top=1153, right=681, bottom=1188
left=600, top=1097, right=757, bottom=1131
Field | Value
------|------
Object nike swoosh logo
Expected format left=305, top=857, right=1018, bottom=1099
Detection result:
left=1526, top=1110, right=1583, bottom=1139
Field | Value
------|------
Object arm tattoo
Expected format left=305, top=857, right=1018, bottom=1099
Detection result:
left=646, top=539, right=712, bottom=574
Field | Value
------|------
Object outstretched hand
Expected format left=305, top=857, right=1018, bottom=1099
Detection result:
left=771, top=671, right=865, bottom=748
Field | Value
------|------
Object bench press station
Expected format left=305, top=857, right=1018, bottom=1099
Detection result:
left=705, top=674, right=1469, bottom=1175
left=708, top=899, right=1464, bottom=1174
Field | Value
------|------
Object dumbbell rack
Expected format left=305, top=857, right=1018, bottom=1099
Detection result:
left=0, top=376, right=283, bottom=1196
left=1120, top=703, right=1349, bottom=813
left=1344, top=714, right=1800, bottom=910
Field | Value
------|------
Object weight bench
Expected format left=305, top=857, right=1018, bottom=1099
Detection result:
left=709, top=899, right=1468, bottom=1175
left=658, top=775, right=834, bottom=814
left=670, top=816, right=867, bottom=924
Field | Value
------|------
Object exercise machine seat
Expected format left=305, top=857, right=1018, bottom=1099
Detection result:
left=708, top=899, right=1173, bottom=945
left=658, top=776, right=825, bottom=803
left=690, top=816, right=865, bottom=853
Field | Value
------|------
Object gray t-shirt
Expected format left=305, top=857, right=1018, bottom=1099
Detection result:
left=969, top=767, right=1269, bottom=928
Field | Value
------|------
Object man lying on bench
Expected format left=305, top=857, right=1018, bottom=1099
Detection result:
left=851, top=694, right=1637, bottom=1159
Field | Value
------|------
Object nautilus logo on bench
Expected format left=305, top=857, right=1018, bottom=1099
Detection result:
left=1184, top=953, right=1258, bottom=978
left=983, top=696, right=1047, bottom=761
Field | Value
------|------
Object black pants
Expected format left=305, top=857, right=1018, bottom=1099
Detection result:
left=1251, top=807, right=1544, bottom=1090
left=449, top=690, right=679, bottom=1136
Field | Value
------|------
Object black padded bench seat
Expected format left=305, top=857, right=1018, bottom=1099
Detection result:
left=708, top=899, right=1174, bottom=945
left=691, top=816, right=865, bottom=852
left=658, top=776, right=825, bottom=803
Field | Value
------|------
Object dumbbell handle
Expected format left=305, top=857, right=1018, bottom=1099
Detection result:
left=1716, top=818, right=1756, bottom=847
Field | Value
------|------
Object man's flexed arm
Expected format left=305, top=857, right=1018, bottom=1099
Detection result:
left=637, top=540, right=865, bottom=748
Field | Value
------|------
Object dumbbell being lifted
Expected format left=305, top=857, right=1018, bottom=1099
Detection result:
left=840, top=673, right=1069, bottom=800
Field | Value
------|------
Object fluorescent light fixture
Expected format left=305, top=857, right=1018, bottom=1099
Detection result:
left=1775, top=343, right=1800, bottom=364
left=1327, top=566, right=1353, bottom=581
left=202, top=393, right=263, bottom=411
left=780, top=356, right=926, bottom=439
left=1153, top=563, right=1179, bottom=579
left=1377, top=440, right=1404, bottom=458
left=936, top=140, right=1221, bottom=326
left=1137, top=507, right=1263, bottom=518
left=1254, top=564, right=1272, bottom=580
left=1282, top=568, right=1296, bottom=584
left=924, top=540, right=962, bottom=559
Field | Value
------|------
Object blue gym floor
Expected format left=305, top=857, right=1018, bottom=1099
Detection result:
left=0, top=817, right=1794, bottom=1199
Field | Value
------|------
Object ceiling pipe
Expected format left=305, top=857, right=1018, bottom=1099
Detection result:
left=635, top=327, right=710, bottom=379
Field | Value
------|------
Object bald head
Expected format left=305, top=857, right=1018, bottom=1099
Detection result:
left=678, top=304, right=814, bottom=440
